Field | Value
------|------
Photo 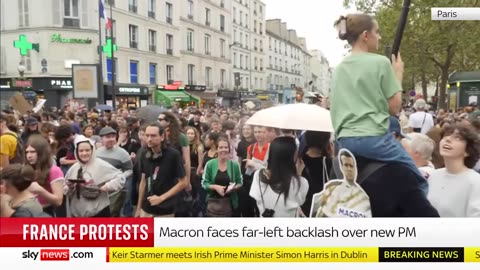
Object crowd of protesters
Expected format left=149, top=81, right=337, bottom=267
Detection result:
left=0, top=99, right=478, bottom=218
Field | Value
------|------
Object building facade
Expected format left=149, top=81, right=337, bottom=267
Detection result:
left=310, top=49, right=332, bottom=97
left=0, top=0, right=100, bottom=109
left=266, top=19, right=310, bottom=104
left=178, top=0, right=231, bottom=98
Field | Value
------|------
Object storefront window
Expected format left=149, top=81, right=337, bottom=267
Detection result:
left=116, top=96, right=140, bottom=110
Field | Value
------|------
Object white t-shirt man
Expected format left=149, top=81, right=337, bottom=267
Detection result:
left=408, top=111, right=435, bottom=134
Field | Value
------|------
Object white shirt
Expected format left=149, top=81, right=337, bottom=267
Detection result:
left=427, top=168, right=480, bottom=217
left=419, top=163, right=436, bottom=180
left=408, top=111, right=435, bottom=134
left=250, top=170, right=308, bottom=217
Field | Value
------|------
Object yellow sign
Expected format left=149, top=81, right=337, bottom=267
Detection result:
left=109, top=247, right=378, bottom=263
left=464, top=248, right=480, bottom=263
left=257, top=95, right=269, bottom=100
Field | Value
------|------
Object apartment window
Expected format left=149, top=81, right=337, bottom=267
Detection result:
left=254, top=57, right=258, bottom=69
left=106, top=58, right=117, bottom=82
left=239, top=33, right=243, bottom=46
left=259, top=5, right=263, bottom=14
left=166, top=34, right=173, bottom=55
left=148, top=30, right=156, bottom=52
left=220, top=15, right=225, bottom=32
left=254, top=20, right=257, bottom=32
left=63, top=0, right=79, bottom=27
left=240, top=55, right=243, bottom=69
left=187, top=29, right=194, bottom=52
left=18, top=0, right=29, bottom=27
left=254, top=2, right=257, bottom=15
left=188, top=64, right=195, bottom=85
left=130, top=61, right=138, bottom=83
left=269, top=56, right=272, bottom=67
left=129, top=25, right=138, bottom=48
left=245, top=14, right=248, bottom=28
left=166, top=65, right=174, bottom=82
left=187, top=0, right=193, bottom=19
left=148, top=0, right=155, bottom=18
left=20, top=52, right=31, bottom=72
left=205, top=67, right=212, bottom=87
left=233, top=30, right=237, bottom=42
left=259, top=40, right=263, bottom=51
left=233, top=52, right=237, bottom=67
left=220, top=39, right=226, bottom=58
left=107, top=0, right=115, bottom=5
left=204, top=34, right=211, bottom=55
left=239, top=11, right=242, bottom=25
left=233, top=7, right=236, bottom=22
left=128, top=0, right=137, bottom=13
left=166, top=2, right=173, bottom=24
left=205, top=8, right=210, bottom=26
left=260, top=59, right=263, bottom=70
left=255, top=78, right=258, bottom=89
left=246, top=56, right=249, bottom=70
left=260, top=78, right=263, bottom=89
left=149, top=63, right=157, bottom=85
left=220, top=69, right=226, bottom=86
left=259, top=23, right=263, bottom=34
left=220, top=0, right=225, bottom=8
left=245, top=34, right=249, bottom=48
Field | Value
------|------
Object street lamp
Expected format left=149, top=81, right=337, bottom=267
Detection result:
left=230, top=42, right=252, bottom=92
left=17, top=63, right=26, bottom=78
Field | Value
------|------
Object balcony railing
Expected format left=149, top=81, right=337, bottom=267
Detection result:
left=166, top=48, right=173, bottom=55
left=149, top=45, right=156, bottom=52
left=166, top=17, right=172, bottom=24
left=130, top=41, right=138, bottom=49
left=148, top=11, right=155, bottom=19
left=188, top=14, right=194, bottom=20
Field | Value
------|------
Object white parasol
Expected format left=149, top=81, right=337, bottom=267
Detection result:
left=246, top=103, right=333, bottom=132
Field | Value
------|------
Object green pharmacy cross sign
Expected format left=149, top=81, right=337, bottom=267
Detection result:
left=13, top=35, right=39, bottom=56
left=102, top=38, right=117, bottom=58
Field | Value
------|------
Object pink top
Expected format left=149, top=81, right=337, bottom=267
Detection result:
left=37, top=165, right=64, bottom=206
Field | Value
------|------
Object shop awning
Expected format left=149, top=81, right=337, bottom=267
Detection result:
left=186, top=91, right=217, bottom=100
left=154, top=90, right=192, bottom=107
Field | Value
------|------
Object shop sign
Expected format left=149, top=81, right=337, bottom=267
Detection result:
left=51, top=79, right=72, bottom=88
left=240, top=91, right=257, bottom=98
left=51, top=34, right=92, bottom=44
left=185, top=85, right=206, bottom=91
left=13, top=79, right=33, bottom=88
left=119, top=87, right=141, bottom=93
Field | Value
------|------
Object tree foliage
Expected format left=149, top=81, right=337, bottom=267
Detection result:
left=343, top=0, right=480, bottom=109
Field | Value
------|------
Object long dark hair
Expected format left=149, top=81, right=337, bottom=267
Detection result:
left=263, top=136, right=300, bottom=204
left=303, top=131, right=331, bottom=157
left=161, top=111, right=182, bottom=148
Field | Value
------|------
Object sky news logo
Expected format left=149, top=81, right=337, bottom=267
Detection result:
left=22, top=249, right=94, bottom=261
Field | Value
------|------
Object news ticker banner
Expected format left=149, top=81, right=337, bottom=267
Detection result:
left=5, top=247, right=480, bottom=263
left=105, top=247, right=480, bottom=263
left=1, top=218, right=479, bottom=248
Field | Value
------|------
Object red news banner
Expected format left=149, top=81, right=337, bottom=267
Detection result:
left=0, top=218, right=155, bottom=247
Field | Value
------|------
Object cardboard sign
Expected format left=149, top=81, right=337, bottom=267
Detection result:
left=310, top=149, right=372, bottom=218
left=9, top=93, right=33, bottom=114
left=32, top=99, right=47, bottom=113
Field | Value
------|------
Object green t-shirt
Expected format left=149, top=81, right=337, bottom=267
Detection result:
left=330, top=53, right=402, bottom=138
left=180, top=133, right=189, bottom=147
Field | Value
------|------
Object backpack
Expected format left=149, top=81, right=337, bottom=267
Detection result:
left=2, top=132, right=24, bottom=164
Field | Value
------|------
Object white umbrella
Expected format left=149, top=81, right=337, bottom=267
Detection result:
left=246, top=103, right=333, bottom=132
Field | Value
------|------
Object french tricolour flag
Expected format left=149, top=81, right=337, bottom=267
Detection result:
left=99, top=0, right=112, bottom=29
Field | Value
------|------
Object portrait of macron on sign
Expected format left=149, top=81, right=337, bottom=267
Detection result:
left=310, top=149, right=372, bottom=218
